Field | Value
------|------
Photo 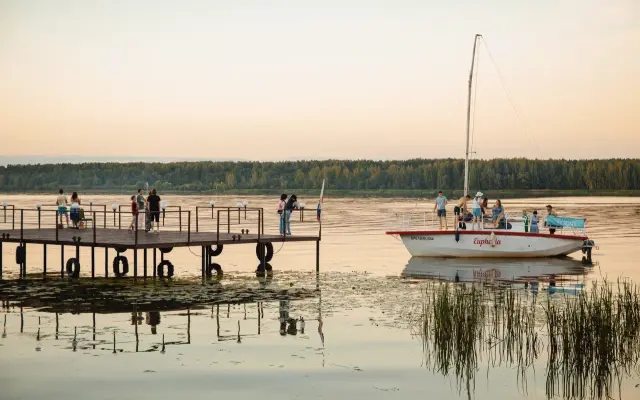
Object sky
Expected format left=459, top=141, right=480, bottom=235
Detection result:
left=0, top=0, right=638, bottom=162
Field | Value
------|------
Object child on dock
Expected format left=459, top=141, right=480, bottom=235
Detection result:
left=128, top=195, right=138, bottom=232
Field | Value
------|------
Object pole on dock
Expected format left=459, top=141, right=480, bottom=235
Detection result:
left=153, top=248, right=157, bottom=278
left=133, top=249, right=138, bottom=279
left=91, top=246, right=95, bottom=279
left=0, top=241, right=3, bottom=279
left=201, top=246, right=205, bottom=278
left=104, top=247, right=108, bottom=278
left=43, top=244, right=47, bottom=278
left=60, top=245, right=64, bottom=278
left=144, top=249, right=148, bottom=279
left=315, top=240, right=320, bottom=274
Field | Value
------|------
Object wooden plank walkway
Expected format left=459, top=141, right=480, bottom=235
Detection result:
left=0, top=228, right=319, bottom=249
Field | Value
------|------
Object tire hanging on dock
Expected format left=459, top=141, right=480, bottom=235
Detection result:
left=256, top=242, right=274, bottom=262
left=113, top=255, right=129, bottom=276
left=209, top=244, right=223, bottom=256
left=66, top=257, right=80, bottom=278
left=157, top=260, right=174, bottom=278
left=206, top=263, right=223, bottom=277
left=159, top=247, right=173, bottom=254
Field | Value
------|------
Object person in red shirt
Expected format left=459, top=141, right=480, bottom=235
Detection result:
left=128, top=195, right=139, bottom=232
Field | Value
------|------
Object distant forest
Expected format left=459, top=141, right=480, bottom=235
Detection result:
left=0, top=159, right=638, bottom=193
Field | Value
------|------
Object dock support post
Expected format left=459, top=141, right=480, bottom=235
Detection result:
left=104, top=247, right=108, bottom=278
left=153, top=248, right=157, bottom=278
left=315, top=240, right=320, bottom=274
left=43, top=244, right=47, bottom=278
left=0, top=241, right=3, bottom=279
left=91, top=246, right=95, bottom=279
left=60, top=245, right=64, bottom=278
left=133, top=249, right=138, bottom=280
left=144, top=249, right=148, bottom=279
left=75, top=245, right=80, bottom=277
left=201, top=246, right=205, bottom=278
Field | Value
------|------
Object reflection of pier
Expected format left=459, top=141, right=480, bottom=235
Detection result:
left=0, top=203, right=322, bottom=280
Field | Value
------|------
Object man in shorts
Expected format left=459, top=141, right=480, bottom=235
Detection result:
left=56, top=189, right=69, bottom=228
left=434, top=191, right=448, bottom=230
left=453, top=194, right=471, bottom=228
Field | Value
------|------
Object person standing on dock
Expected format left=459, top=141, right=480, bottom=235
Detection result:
left=136, top=189, right=146, bottom=229
left=284, top=194, right=298, bottom=236
left=128, top=195, right=139, bottom=232
left=434, top=191, right=448, bottom=230
left=146, top=188, right=161, bottom=233
left=278, top=194, right=287, bottom=234
left=56, top=189, right=69, bottom=228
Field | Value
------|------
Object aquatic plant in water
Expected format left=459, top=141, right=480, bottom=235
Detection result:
left=417, top=279, right=640, bottom=400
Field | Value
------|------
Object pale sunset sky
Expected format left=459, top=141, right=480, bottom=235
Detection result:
left=0, top=0, right=638, bottom=161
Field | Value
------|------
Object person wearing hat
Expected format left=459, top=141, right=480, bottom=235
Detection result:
left=471, top=191, right=484, bottom=230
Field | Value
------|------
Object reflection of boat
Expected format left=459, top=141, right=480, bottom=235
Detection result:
left=385, top=34, right=592, bottom=259
left=401, top=256, right=590, bottom=283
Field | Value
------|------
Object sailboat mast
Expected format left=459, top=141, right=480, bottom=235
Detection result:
left=463, top=34, right=482, bottom=198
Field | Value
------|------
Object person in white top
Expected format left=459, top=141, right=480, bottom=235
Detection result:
left=56, top=188, right=69, bottom=228
left=471, top=191, right=484, bottom=230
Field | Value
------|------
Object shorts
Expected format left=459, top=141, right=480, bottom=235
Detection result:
left=472, top=208, right=482, bottom=217
left=437, top=209, right=446, bottom=217
left=57, top=206, right=67, bottom=215
left=150, top=212, right=160, bottom=222
left=453, top=206, right=461, bottom=215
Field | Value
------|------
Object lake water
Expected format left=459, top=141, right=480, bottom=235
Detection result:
left=1, top=194, right=639, bottom=399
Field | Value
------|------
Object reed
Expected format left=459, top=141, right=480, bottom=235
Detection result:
left=418, top=278, right=640, bottom=400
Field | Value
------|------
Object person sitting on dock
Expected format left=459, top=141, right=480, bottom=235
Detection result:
left=433, top=191, right=448, bottom=230
left=56, top=189, right=69, bottom=228
left=147, top=188, right=161, bottom=233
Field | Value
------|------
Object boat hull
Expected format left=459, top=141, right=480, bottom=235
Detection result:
left=387, top=230, right=587, bottom=258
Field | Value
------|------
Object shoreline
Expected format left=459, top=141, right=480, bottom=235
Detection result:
left=1, top=189, right=638, bottom=199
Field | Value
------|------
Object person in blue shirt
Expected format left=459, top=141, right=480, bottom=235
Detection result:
left=433, top=191, right=448, bottom=230
left=530, top=210, right=539, bottom=233
left=492, top=199, right=505, bottom=228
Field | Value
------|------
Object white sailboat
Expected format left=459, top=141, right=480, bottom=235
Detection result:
left=386, top=34, right=594, bottom=259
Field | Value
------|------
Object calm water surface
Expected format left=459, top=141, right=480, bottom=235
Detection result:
left=1, top=195, right=639, bottom=399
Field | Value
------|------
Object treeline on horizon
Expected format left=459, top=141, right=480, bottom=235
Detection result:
left=0, top=158, right=638, bottom=193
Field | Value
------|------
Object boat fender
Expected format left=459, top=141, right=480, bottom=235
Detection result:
left=490, top=232, right=497, bottom=247
left=455, top=229, right=460, bottom=242
left=157, top=260, right=174, bottom=278
left=113, top=255, right=129, bottom=275
left=65, top=257, right=80, bottom=278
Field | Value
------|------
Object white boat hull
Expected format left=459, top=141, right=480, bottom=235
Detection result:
left=387, top=230, right=587, bottom=258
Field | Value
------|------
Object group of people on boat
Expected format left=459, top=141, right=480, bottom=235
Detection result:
left=433, top=190, right=559, bottom=233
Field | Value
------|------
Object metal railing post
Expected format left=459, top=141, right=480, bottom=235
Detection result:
left=93, top=211, right=97, bottom=244
left=20, top=209, right=24, bottom=241
left=216, top=210, right=220, bottom=243
left=103, top=205, right=106, bottom=228
left=179, top=207, right=182, bottom=232
left=55, top=211, right=59, bottom=242
left=227, top=209, right=230, bottom=233
left=195, top=207, right=199, bottom=232
left=135, top=213, right=139, bottom=247
left=187, top=211, right=191, bottom=245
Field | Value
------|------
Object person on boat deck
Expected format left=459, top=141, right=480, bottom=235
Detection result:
left=492, top=200, right=505, bottom=228
left=56, top=188, right=69, bottom=228
left=481, top=196, right=489, bottom=217
left=530, top=210, right=539, bottom=233
left=454, top=195, right=471, bottom=228
left=471, top=192, right=483, bottom=230
left=433, top=191, right=448, bottom=230
left=545, top=204, right=558, bottom=234
left=277, top=194, right=287, bottom=234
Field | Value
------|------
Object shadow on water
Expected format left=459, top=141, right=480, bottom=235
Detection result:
left=413, top=276, right=640, bottom=400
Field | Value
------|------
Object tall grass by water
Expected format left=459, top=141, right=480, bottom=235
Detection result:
left=417, top=279, right=640, bottom=399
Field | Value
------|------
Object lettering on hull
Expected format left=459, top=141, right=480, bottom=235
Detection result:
left=473, top=238, right=502, bottom=247
left=410, top=236, right=434, bottom=241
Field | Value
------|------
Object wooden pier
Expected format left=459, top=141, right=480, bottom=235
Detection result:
left=0, top=205, right=321, bottom=280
